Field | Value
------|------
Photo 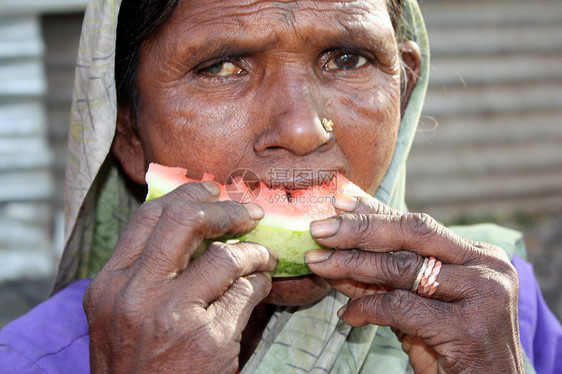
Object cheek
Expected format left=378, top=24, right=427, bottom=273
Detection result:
left=331, top=80, right=401, bottom=194
left=137, top=87, right=255, bottom=181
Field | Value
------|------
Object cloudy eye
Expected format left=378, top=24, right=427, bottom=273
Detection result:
left=325, top=53, right=368, bottom=71
left=199, top=61, right=243, bottom=77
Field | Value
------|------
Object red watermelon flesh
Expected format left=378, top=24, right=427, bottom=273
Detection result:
left=145, top=163, right=368, bottom=277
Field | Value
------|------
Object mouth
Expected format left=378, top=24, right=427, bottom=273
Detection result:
left=223, top=166, right=347, bottom=206
left=264, top=169, right=345, bottom=191
left=220, top=166, right=351, bottom=279
left=226, top=165, right=346, bottom=188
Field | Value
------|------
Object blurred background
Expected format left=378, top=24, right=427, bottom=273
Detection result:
left=1, top=0, right=561, bottom=327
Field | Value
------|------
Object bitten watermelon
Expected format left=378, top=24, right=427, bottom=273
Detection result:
left=145, top=163, right=367, bottom=277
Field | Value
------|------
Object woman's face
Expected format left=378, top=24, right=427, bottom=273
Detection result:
left=119, top=0, right=404, bottom=305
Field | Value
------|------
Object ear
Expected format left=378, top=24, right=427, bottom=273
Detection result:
left=399, top=39, right=422, bottom=117
left=112, top=105, right=147, bottom=185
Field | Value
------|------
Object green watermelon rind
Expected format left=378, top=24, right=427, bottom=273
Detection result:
left=236, top=225, right=315, bottom=277
left=147, top=186, right=317, bottom=276
left=146, top=183, right=176, bottom=202
left=194, top=225, right=316, bottom=277
left=146, top=187, right=165, bottom=202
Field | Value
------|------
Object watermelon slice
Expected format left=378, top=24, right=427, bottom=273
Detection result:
left=145, top=163, right=367, bottom=277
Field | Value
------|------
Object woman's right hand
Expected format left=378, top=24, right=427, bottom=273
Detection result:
left=83, top=181, right=277, bottom=374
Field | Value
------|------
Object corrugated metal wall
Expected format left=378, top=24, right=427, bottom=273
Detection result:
left=406, top=0, right=562, bottom=221
left=0, top=2, right=86, bottom=283
left=0, top=12, right=56, bottom=281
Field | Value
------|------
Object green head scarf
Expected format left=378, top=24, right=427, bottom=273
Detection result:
left=54, top=0, right=533, bottom=372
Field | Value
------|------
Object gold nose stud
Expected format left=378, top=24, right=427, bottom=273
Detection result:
left=321, top=118, right=334, bottom=132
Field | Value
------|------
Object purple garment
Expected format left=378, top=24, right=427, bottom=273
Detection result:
left=0, top=279, right=91, bottom=373
left=1, top=259, right=561, bottom=373
left=513, top=256, right=562, bottom=374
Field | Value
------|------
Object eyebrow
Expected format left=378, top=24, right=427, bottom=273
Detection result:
left=180, top=13, right=394, bottom=65
left=316, top=26, right=391, bottom=54
left=188, top=33, right=280, bottom=64
left=187, top=31, right=391, bottom=66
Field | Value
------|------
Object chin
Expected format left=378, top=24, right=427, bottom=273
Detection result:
left=264, top=274, right=332, bottom=306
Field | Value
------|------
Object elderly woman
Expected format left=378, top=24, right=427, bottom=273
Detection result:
left=1, top=0, right=561, bottom=373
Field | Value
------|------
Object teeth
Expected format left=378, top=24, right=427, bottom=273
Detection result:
left=286, top=191, right=293, bottom=202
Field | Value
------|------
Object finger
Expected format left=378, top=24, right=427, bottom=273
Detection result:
left=179, top=241, right=277, bottom=305
left=326, top=278, right=393, bottom=299
left=333, top=194, right=401, bottom=216
left=166, top=180, right=222, bottom=203
left=106, top=200, right=165, bottom=270
left=310, top=213, right=481, bottom=265
left=338, top=289, right=455, bottom=341
left=106, top=181, right=224, bottom=270
left=212, top=272, right=273, bottom=338
left=307, top=249, right=476, bottom=302
left=139, top=200, right=265, bottom=276
left=307, top=250, right=422, bottom=290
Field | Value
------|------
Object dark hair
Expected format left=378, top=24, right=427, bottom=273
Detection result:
left=115, top=0, right=181, bottom=110
left=115, top=0, right=403, bottom=112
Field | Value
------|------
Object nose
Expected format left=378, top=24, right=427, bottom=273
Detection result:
left=253, top=77, right=333, bottom=156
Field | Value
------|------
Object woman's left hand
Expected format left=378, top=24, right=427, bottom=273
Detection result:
left=305, top=195, right=524, bottom=374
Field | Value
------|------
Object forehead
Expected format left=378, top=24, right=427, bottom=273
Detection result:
left=160, top=0, right=394, bottom=45
left=179, top=0, right=388, bottom=21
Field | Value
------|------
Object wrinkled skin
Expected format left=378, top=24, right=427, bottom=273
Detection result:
left=83, top=0, right=524, bottom=372
left=305, top=195, right=524, bottom=373
left=84, top=183, right=277, bottom=373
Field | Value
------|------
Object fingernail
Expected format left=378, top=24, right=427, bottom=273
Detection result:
left=202, top=181, right=220, bottom=196
left=310, top=217, right=341, bottom=238
left=305, top=249, right=333, bottom=264
left=333, top=194, right=358, bottom=212
left=337, top=304, right=348, bottom=319
left=245, top=203, right=265, bottom=220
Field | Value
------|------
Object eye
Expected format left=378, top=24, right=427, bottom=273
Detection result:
left=325, top=52, right=368, bottom=71
left=198, top=61, right=244, bottom=77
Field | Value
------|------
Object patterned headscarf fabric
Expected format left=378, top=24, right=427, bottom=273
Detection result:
left=53, top=0, right=535, bottom=372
